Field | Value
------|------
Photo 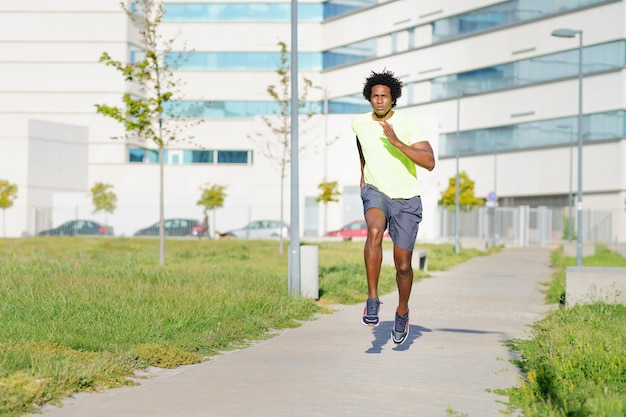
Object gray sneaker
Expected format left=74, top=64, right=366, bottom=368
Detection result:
left=362, top=298, right=382, bottom=326
left=391, top=309, right=409, bottom=344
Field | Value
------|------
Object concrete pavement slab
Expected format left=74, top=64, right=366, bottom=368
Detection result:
left=29, top=247, right=553, bottom=417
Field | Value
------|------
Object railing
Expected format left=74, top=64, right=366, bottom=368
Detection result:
left=437, top=205, right=620, bottom=247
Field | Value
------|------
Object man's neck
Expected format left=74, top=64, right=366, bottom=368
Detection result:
left=372, top=109, right=393, bottom=121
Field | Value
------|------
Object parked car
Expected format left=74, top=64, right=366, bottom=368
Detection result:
left=37, top=220, right=114, bottom=236
left=324, top=219, right=390, bottom=238
left=133, top=218, right=202, bottom=237
left=219, top=220, right=289, bottom=239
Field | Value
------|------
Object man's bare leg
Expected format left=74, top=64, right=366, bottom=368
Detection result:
left=393, top=245, right=414, bottom=317
left=364, top=208, right=387, bottom=299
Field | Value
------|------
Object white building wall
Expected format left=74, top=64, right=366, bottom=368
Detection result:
left=1, top=0, right=625, bottom=243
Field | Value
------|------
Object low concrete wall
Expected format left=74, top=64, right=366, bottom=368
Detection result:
left=563, top=243, right=596, bottom=257
left=565, top=266, right=626, bottom=307
left=382, top=249, right=427, bottom=271
left=461, top=239, right=488, bottom=251
left=301, top=245, right=319, bottom=299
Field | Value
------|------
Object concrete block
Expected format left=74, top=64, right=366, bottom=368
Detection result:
left=301, top=245, right=319, bottom=299
left=565, top=266, right=626, bottom=307
left=382, top=249, right=428, bottom=271
left=563, top=243, right=595, bottom=257
left=415, top=250, right=428, bottom=272
left=461, top=239, right=488, bottom=251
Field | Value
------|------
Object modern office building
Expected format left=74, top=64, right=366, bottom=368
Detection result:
left=1, top=0, right=624, bottom=243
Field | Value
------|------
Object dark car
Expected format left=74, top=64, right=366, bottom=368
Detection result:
left=133, top=218, right=201, bottom=237
left=324, top=219, right=390, bottom=238
left=219, top=220, right=289, bottom=239
left=37, top=220, right=114, bottom=236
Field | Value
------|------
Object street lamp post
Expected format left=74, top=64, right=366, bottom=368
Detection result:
left=454, top=94, right=461, bottom=254
left=288, top=0, right=301, bottom=296
left=322, top=89, right=329, bottom=234
left=492, top=140, right=498, bottom=247
left=557, top=124, right=575, bottom=242
left=491, top=139, right=509, bottom=247
left=314, top=86, right=329, bottom=235
left=552, top=28, right=583, bottom=266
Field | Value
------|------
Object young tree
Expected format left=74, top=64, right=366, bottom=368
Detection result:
left=439, top=171, right=485, bottom=210
left=0, top=179, right=18, bottom=237
left=89, top=182, right=117, bottom=232
left=95, top=0, right=205, bottom=264
left=316, top=180, right=341, bottom=235
left=197, top=184, right=227, bottom=239
left=248, top=40, right=314, bottom=254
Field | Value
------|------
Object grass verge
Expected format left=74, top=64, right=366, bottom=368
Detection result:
left=500, top=244, right=626, bottom=416
left=0, top=237, right=490, bottom=416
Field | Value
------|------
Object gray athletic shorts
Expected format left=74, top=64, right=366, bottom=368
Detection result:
left=361, top=183, right=423, bottom=252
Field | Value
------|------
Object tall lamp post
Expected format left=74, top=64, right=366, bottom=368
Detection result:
left=552, top=28, right=583, bottom=266
left=491, top=139, right=507, bottom=247
left=454, top=94, right=461, bottom=254
left=321, top=88, right=329, bottom=234
left=492, top=140, right=498, bottom=248
left=557, top=124, right=575, bottom=242
left=314, top=86, right=329, bottom=235
left=289, top=0, right=301, bottom=296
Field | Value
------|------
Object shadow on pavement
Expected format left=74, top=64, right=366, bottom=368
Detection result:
left=434, top=328, right=506, bottom=335
left=365, top=321, right=432, bottom=353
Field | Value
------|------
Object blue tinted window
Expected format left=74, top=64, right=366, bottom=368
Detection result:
left=129, top=148, right=249, bottom=165
left=148, top=150, right=159, bottom=163
left=323, top=38, right=377, bottom=68
left=168, top=51, right=322, bottom=71
left=323, top=0, right=376, bottom=19
left=325, top=94, right=370, bottom=115
left=129, top=148, right=145, bottom=163
left=218, top=150, right=249, bottom=164
left=165, top=100, right=323, bottom=119
left=184, top=150, right=213, bottom=163
left=432, top=0, right=606, bottom=42
left=163, top=2, right=322, bottom=22
left=428, top=41, right=625, bottom=100
left=439, top=111, right=624, bottom=158
left=323, top=0, right=606, bottom=69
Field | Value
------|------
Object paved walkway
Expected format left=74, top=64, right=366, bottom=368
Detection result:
left=30, top=247, right=553, bottom=417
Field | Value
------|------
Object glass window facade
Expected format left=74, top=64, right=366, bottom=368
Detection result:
left=439, top=111, right=625, bottom=158
left=217, top=150, right=249, bottom=164
left=325, top=94, right=370, bottom=115
left=323, top=38, right=378, bottom=69
left=129, top=148, right=251, bottom=165
left=168, top=51, right=322, bottom=71
left=432, top=0, right=606, bottom=42
left=162, top=1, right=377, bottom=22
left=163, top=2, right=323, bottom=22
left=323, top=0, right=607, bottom=69
left=323, top=0, right=377, bottom=19
left=165, top=100, right=322, bottom=119
left=163, top=40, right=625, bottom=124
left=428, top=41, right=626, bottom=100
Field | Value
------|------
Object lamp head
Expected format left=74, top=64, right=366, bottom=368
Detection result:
left=551, top=28, right=581, bottom=38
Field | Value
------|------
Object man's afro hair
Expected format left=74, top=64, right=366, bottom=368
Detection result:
left=362, top=69, right=403, bottom=107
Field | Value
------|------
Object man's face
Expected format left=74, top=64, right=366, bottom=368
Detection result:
left=370, top=84, right=393, bottom=117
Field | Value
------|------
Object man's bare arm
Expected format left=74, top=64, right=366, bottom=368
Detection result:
left=356, top=136, right=366, bottom=188
left=379, top=121, right=435, bottom=171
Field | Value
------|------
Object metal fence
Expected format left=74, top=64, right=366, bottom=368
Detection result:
left=437, top=205, right=620, bottom=247
left=26, top=202, right=622, bottom=245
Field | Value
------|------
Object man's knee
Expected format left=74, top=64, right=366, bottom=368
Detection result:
left=397, top=263, right=413, bottom=277
left=367, top=224, right=386, bottom=240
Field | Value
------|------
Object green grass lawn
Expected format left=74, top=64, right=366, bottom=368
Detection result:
left=500, top=244, right=626, bottom=417
left=0, top=237, right=488, bottom=417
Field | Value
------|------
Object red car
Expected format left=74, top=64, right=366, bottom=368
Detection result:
left=324, top=220, right=390, bottom=238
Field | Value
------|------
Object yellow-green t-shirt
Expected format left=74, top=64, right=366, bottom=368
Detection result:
left=352, top=111, right=427, bottom=199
